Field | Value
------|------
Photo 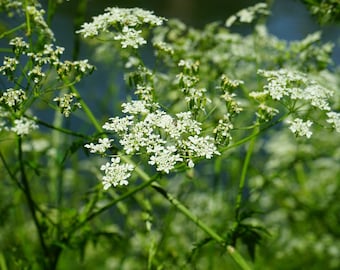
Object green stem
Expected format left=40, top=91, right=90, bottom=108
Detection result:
left=68, top=174, right=160, bottom=236
left=47, top=0, right=58, bottom=26
left=72, top=0, right=88, bottom=60
left=0, top=151, right=57, bottom=226
left=24, top=0, right=31, bottom=36
left=151, top=182, right=252, bottom=270
left=0, top=23, right=26, bottom=39
left=235, top=125, right=258, bottom=218
left=17, top=136, right=48, bottom=267
left=32, top=116, right=92, bottom=138
left=0, top=151, right=23, bottom=190
left=48, top=99, right=64, bottom=241
left=69, top=85, right=103, bottom=132
left=0, top=253, right=7, bottom=270
left=223, top=113, right=289, bottom=153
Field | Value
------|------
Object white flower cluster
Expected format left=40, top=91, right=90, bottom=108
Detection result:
left=177, top=60, right=211, bottom=112
left=53, top=93, right=81, bottom=117
left=27, top=43, right=64, bottom=66
left=0, top=88, right=26, bottom=107
left=9, top=37, right=29, bottom=54
left=258, top=69, right=333, bottom=110
left=26, top=5, right=54, bottom=40
left=27, top=66, right=45, bottom=84
left=257, top=69, right=339, bottom=137
left=214, top=114, right=234, bottom=144
left=77, top=7, right=166, bottom=49
left=87, top=99, right=220, bottom=188
left=0, top=37, right=94, bottom=122
left=0, top=0, right=22, bottom=12
left=84, top=138, right=113, bottom=154
left=153, top=41, right=174, bottom=56
left=0, top=88, right=36, bottom=136
left=0, top=57, right=19, bottom=76
left=256, top=104, right=279, bottom=122
left=5, top=38, right=94, bottom=84
left=226, top=3, right=269, bottom=27
left=287, top=118, right=313, bottom=138
left=11, top=116, right=38, bottom=136
left=326, top=112, right=340, bottom=132
left=101, top=157, right=134, bottom=189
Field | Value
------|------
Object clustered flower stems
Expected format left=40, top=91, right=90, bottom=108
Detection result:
left=77, top=78, right=252, bottom=269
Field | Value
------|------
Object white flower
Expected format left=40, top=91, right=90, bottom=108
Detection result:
left=114, top=26, right=147, bottom=49
left=100, top=157, right=134, bottom=189
left=77, top=7, right=166, bottom=48
left=11, top=116, right=38, bottom=135
left=287, top=118, right=313, bottom=138
left=9, top=37, right=30, bottom=53
left=0, top=88, right=26, bottom=107
left=187, top=159, right=195, bottom=168
left=27, top=65, right=45, bottom=84
left=53, top=93, right=81, bottom=117
left=148, top=145, right=183, bottom=173
left=135, top=84, right=154, bottom=102
left=258, top=69, right=333, bottom=111
left=121, top=100, right=150, bottom=114
left=84, top=138, right=113, bottom=154
left=256, top=103, right=279, bottom=122
left=326, top=112, right=340, bottom=132
left=103, top=116, right=133, bottom=133
left=175, top=111, right=201, bottom=135
left=91, top=100, right=221, bottom=188
left=226, top=3, right=269, bottom=27
left=184, top=135, right=220, bottom=159
left=213, top=115, right=233, bottom=144
left=26, top=5, right=54, bottom=40
left=0, top=57, right=19, bottom=75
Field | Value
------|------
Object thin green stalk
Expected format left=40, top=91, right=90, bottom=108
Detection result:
left=18, top=136, right=48, bottom=268
left=48, top=100, right=64, bottom=241
left=0, top=23, right=26, bottom=39
left=68, top=174, right=160, bottom=235
left=32, top=116, right=91, bottom=138
left=24, top=0, right=31, bottom=36
left=0, top=151, right=57, bottom=226
left=235, top=125, right=258, bottom=218
left=0, top=253, right=7, bottom=270
left=0, top=151, right=23, bottom=190
left=69, top=85, right=103, bottom=132
left=47, top=0, right=58, bottom=26
left=72, top=0, right=88, bottom=60
left=223, top=113, right=289, bottom=153
left=151, top=182, right=252, bottom=270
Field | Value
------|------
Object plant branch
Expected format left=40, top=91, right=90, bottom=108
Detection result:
left=67, top=173, right=160, bottom=236
left=235, top=124, right=258, bottom=218
left=150, top=182, right=252, bottom=270
left=17, top=136, right=48, bottom=266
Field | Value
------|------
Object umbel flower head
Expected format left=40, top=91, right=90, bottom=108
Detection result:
left=86, top=98, right=220, bottom=189
left=256, top=68, right=340, bottom=137
left=77, top=7, right=166, bottom=49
